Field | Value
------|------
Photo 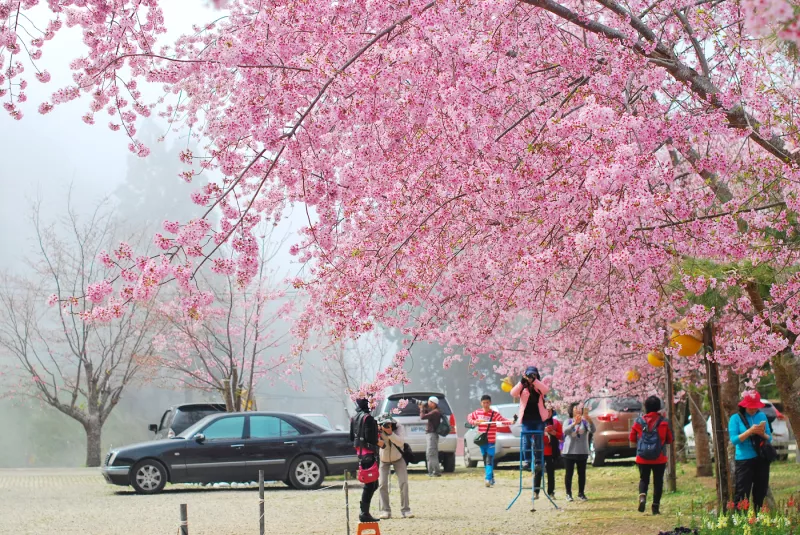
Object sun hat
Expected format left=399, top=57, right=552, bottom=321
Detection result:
left=377, top=413, right=396, bottom=426
left=738, top=390, right=765, bottom=409
left=428, top=396, right=439, bottom=405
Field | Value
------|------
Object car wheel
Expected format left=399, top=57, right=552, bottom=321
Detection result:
left=589, top=440, right=605, bottom=467
left=131, top=460, right=167, bottom=494
left=463, top=441, right=478, bottom=468
left=288, top=455, right=325, bottom=490
left=442, top=453, right=456, bottom=473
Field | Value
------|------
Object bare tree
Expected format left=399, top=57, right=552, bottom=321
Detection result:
left=156, top=231, right=293, bottom=412
left=0, top=198, right=160, bottom=466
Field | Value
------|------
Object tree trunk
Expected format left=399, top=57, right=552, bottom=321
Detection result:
left=674, top=399, right=688, bottom=463
left=84, top=420, right=103, bottom=467
left=771, top=349, right=800, bottom=456
left=720, top=366, right=740, bottom=501
left=704, top=322, right=731, bottom=511
left=688, top=387, right=713, bottom=477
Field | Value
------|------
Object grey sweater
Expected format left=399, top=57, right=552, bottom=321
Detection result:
left=562, top=418, right=596, bottom=456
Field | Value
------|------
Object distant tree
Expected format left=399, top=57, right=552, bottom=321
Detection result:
left=0, top=196, right=161, bottom=466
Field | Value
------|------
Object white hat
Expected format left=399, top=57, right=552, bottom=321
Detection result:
left=428, top=396, right=439, bottom=405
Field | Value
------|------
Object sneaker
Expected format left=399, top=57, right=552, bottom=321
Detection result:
left=402, top=511, right=415, bottom=519
left=522, top=463, right=532, bottom=472
left=652, top=503, right=660, bottom=515
left=432, top=473, right=442, bottom=477
left=378, top=512, right=391, bottom=520
left=565, top=494, right=574, bottom=502
left=638, top=494, right=647, bottom=513
left=578, top=494, right=589, bottom=502
left=534, top=492, right=540, bottom=499
left=485, top=479, right=491, bottom=488
left=491, top=479, right=495, bottom=487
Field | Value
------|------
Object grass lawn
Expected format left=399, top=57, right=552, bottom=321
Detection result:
left=479, top=457, right=800, bottom=535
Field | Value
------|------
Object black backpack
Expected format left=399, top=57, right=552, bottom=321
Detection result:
left=635, top=416, right=665, bottom=461
left=353, top=413, right=369, bottom=449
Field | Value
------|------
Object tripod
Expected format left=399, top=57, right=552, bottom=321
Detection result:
left=507, top=430, right=559, bottom=512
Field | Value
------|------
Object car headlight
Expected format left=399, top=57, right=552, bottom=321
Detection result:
left=108, top=450, right=118, bottom=467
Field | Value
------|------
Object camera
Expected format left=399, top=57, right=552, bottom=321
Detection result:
left=416, top=399, right=426, bottom=407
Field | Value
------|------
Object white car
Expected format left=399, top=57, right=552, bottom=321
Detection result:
left=463, top=403, right=521, bottom=467
left=685, top=401, right=793, bottom=460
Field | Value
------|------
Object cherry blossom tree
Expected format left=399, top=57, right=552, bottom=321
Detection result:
left=0, top=198, right=161, bottom=466
left=4, top=0, right=800, bottom=461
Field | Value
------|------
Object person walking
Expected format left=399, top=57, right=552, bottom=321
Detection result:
left=377, top=415, right=413, bottom=519
left=467, top=394, right=514, bottom=487
left=350, top=398, right=383, bottom=523
left=510, top=366, right=550, bottom=473
left=729, top=390, right=773, bottom=512
left=629, top=396, right=673, bottom=515
left=534, top=407, right=563, bottom=500
left=420, top=396, right=443, bottom=477
left=562, top=402, right=594, bottom=502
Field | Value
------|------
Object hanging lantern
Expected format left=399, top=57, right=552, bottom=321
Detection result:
left=647, top=351, right=665, bottom=367
left=625, top=369, right=641, bottom=382
left=668, top=319, right=703, bottom=356
left=500, top=377, right=513, bottom=393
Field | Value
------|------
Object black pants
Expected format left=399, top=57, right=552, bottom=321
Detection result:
left=638, top=463, right=666, bottom=505
left=735, top=457, right=770, bottom=511
left=563, top=455, right=587, bottom=496
left=533, top=456, right=557, bottom=495
left=360, top=456, right=379, bottom=514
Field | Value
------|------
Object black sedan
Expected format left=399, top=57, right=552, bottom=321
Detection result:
left=102, top=411, right=359, bottom=494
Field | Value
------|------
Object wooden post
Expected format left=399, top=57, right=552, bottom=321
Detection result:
left=179, top=504, right=188, bottom=535
left=703, top=321, right=730, bottom=511
left=259, top=470, right=265, bottom=535
left=664, top=350, right=678, bottom=493
left=344, top=471, right=351, bottom=535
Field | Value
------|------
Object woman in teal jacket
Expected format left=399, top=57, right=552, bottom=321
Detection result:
left=728, top=391, right=772, bottom=512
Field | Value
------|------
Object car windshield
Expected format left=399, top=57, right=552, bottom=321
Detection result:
left=609, top=398, right=642, bottom=412
left=300, top=414, right=332, bottom=429
left=384, top=395, right=452, bottom=416
left=171, top=406, right=225, bottom=433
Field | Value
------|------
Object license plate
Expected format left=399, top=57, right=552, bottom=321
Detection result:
left=409, top=425, right=426, bottom=433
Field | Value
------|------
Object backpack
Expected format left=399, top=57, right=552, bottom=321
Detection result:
left=401, top=443, right=415, bottom=465
left=436, top=412, right=451, bottom=437
left=353, top=413, right=369, bottom=449
left=635, top=416, right=665, bottom=461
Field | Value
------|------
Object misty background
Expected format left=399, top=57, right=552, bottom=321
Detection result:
left=0, top=2, right=515, bottom=468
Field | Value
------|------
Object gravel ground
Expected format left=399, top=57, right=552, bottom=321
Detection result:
left=0, top=466, right=573, bottom=535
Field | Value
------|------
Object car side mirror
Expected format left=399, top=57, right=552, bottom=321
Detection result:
left=148, top=424, right=158, bottom=433
left=194, top=434, right=206, bottom=444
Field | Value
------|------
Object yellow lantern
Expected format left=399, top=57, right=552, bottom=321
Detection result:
left=668, top=319, right=703, bottom=357
left=625, top=369, right=641, bottom=382
left=501, top=377, right=513, bottom=393
left=647, top=351, right=665, bottom=367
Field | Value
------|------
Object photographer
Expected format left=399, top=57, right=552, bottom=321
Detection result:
left=510, top=366, right=550, bottom=473
left=562, top=402, right=595, bottom=502
left=377, top=415, right=413, bottom=519
left=419, top=396, right=443, bottom=477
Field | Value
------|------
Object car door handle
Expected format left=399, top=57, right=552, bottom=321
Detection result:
left=231, top=444, right=244, bottom=448
left=284, top=441, right=297, bottom=445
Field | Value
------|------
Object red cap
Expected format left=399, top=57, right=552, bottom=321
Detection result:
left=738, top=390, right=765, bottom=409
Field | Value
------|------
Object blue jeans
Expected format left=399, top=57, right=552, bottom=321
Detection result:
left=480, top=443, right=496, bottom=482
left=522, top=420, right=545, bottom=466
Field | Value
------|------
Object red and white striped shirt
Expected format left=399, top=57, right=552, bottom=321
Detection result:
left=467, top=409, right=513, bottom=444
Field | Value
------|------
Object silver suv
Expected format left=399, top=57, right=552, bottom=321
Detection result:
left=377, top=392, right=458, bottom=472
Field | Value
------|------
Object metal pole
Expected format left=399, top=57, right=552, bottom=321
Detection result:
left=344, top=471, right=351, bottom=535
left=665, top=350, right=677, bottom=493
left=259, top=470, right=265, bottom=535
left=179, top=504, right=188, bottom=535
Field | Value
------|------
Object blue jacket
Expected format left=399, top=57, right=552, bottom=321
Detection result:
left=728, top=411, right=772, bottom=461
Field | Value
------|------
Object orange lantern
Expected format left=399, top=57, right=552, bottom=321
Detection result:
left=668, top=319, right=703, bottom=357
left=501, top=377, right=513, bottom=393
left=625, top=369, right=641, bottom=382
left=647, top=351, right=665, bottom=368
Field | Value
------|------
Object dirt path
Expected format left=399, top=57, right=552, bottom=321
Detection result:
left=0, top=466, right=673, bottom=535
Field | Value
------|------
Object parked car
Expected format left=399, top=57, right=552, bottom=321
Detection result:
left=463, top=403, right=520, bottom=467
left=685, top=400, right=794, bottom=461
left=297, top=413, right=345, bottom=431
left=106, top=411, right=359, bottom=494
left=149, top=403, right=226, bottom=439
left=376, top=391, right=458, bottom=472
left=584, top=396, right=643, bottom=466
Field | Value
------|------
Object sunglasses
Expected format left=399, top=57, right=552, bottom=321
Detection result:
left=381, top=423, right=393, bottom=428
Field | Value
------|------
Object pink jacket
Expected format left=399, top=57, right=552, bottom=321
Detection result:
left=510, top=379, right=550, bottom=421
